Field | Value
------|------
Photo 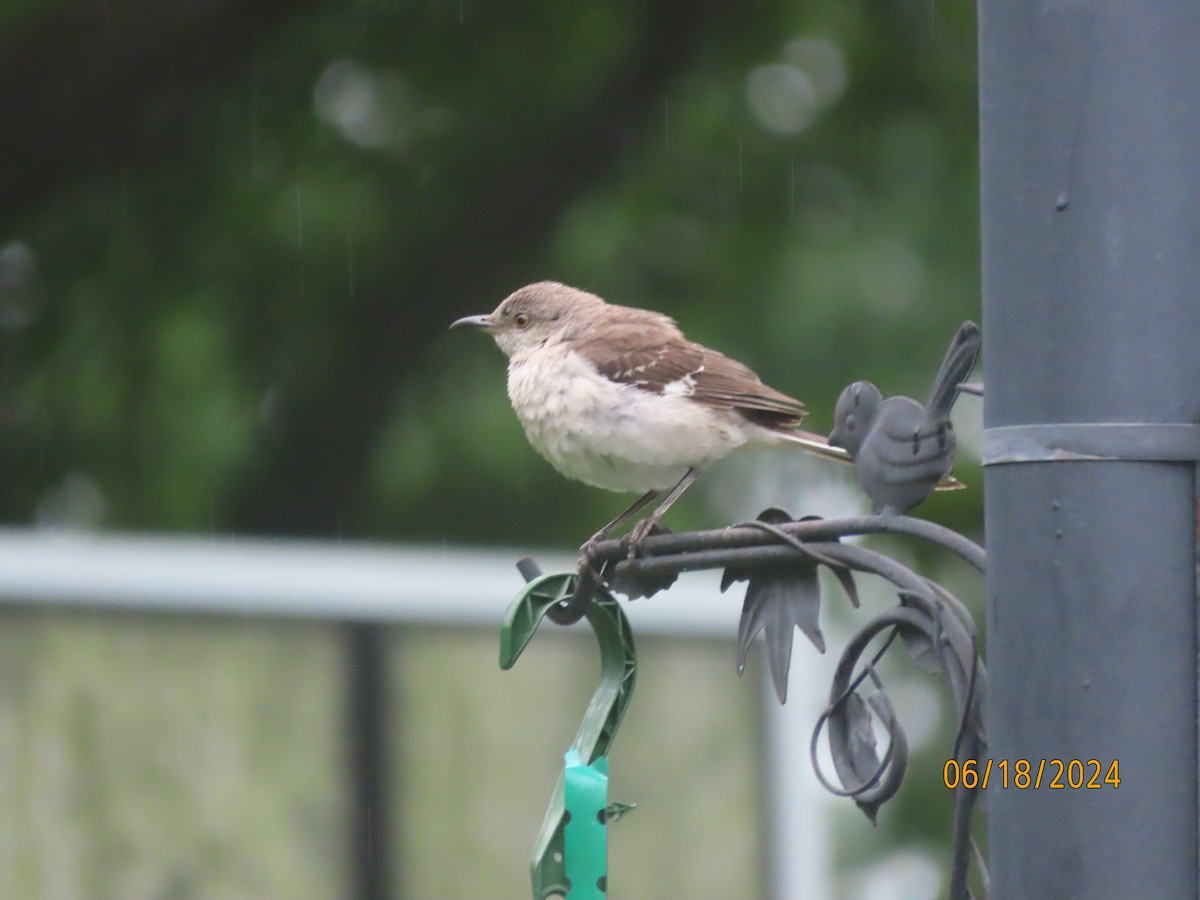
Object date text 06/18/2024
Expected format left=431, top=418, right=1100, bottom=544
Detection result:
left=943, top=759, right=1121, bottom=790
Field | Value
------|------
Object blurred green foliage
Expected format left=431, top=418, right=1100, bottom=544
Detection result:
left=1, top=0, right=980, bottom=543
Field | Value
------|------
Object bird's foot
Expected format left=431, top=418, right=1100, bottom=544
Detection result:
left=621, top=516, right=660, bottom=560
left=577, top=531, right=608, bottom=581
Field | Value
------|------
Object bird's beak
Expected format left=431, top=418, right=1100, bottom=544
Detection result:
left=449, top=313, right=495, bottom=332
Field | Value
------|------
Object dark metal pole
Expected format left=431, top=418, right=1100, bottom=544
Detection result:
left=979, top=1, right=1200, bottom=896
left=347, top=623, right=391, bottom=899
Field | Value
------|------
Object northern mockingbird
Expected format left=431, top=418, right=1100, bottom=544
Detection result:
left=450, top=281, right=850, bottom=548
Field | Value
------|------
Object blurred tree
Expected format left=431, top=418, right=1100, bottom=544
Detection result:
left=0, top=0, right=979, bottom=544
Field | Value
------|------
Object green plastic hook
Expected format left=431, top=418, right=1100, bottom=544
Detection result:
left=500, top=569, right=637, bottom=899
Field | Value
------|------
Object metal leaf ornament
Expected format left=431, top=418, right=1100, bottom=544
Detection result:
left=825, top=686, right=908, bottom=825
left=723, top=509, right=859, bottom=703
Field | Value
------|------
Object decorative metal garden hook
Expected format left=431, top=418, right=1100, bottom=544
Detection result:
left=500, top=561, right=638, bottom=899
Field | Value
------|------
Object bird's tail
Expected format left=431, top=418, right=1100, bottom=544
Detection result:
left=926, top=321, right=982, bottom=421
left=774, top=428, right=853, bottom=463
left=775, top=427, right=965, bottom=492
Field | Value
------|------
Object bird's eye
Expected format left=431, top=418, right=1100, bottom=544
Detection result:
left=514, top=313, right=531, bottom=329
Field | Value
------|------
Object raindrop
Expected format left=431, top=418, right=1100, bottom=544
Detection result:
left=789, top=157, right=796, bottom=221
left=738, top=137, right=744, bottom=194
left=294, top=184, right=306, bottom=302
left=119, top=165, right=130, bottom=226
left=295, top=182, right=304, bottom=251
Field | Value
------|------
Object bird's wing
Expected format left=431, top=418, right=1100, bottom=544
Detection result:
left=577, top=325, right=806, bottom=425
left=687, top=346, right=808, bottom=424
left=871, top=397, right=957, bottom=475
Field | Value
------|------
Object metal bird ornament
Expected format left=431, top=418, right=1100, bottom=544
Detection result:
left=828, top=322, right=981, bottom=516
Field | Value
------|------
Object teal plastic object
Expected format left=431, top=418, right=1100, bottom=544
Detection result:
left=563, top=750, right=609, bottom=900
left=500, top=572, right=637, bottom=899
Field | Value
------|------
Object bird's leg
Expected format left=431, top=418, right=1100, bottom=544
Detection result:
left=622, top=467, right=699, bottom=558
left=579, top=488, right=661, bottom=572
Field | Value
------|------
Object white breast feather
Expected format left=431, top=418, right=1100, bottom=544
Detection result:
left=506, top=348, right=746, bottom=493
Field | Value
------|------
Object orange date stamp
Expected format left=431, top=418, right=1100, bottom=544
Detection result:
left=943, top=758, right=1121, bottom=790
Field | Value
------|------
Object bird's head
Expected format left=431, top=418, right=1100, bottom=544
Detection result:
left=450, top=281, right=605, bottom=358
left=828, top=380, right=883, bottom=457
